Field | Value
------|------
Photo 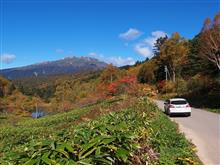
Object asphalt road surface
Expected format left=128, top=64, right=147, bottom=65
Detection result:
left=154, top=100, right=220, bottom=165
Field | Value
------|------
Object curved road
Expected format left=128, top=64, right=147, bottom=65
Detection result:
left=154, top=100, right=220, bottom=165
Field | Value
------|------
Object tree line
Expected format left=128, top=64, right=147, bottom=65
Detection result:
left=137, top=12, right=220, bottom=108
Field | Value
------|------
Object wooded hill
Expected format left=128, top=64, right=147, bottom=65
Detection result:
left=0, top=76, right=46, bottom=121
left=0, top=12, right=219, bottom=118
left=136, top=12, right=220, bottom=109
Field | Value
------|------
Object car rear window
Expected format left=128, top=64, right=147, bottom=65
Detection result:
left=171, top=100, right=187, bottom=105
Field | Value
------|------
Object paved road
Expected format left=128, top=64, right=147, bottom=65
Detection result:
left=154, top=100, right=220, bottom=165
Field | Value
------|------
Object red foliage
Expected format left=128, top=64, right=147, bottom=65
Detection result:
left=119, top=76, right=136, bottom=84
left=107, top=82, right=118, bottom=95
left=157, top=80, right=166, bottom=92
left=6, top=107, right=14, bottom=113
left=107, top=76, right=137, bottom=96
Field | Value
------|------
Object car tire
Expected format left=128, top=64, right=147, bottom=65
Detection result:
left=167, top=110, right=171, bottom=117
left=187, top=113, right=191, bottom=117
left=164, top=108, right=167, bottom=114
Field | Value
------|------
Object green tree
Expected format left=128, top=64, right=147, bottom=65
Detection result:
left=153, top=36, right=168, bottom=56
left=159, top=32, right=189, bottom=82
left=137, top=60, right=158, bottom=84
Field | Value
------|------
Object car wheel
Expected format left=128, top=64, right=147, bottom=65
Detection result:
left=187, top=113, right=191, bottom=117
left=167, top=109, right=171, bottom=116
left=164, top=108, right=167, bottom=114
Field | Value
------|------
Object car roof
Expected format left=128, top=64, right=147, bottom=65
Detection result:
left=169, top=98, right=187, bottom=101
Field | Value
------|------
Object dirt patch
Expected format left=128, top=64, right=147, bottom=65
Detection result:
left=131, top=142, right=159, bottom=165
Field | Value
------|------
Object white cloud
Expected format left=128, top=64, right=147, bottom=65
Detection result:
left=134, top=43, right=152, bottom=57
left=106, top=56, right=136, bottom=66
left=0, top=53, right=16, bottom=64
left=87, top=52, right=135, bottom=67
left=152, top=31, right=167, bottom=38
left=134, top=30, right=167, bottom=58
left=88, top=52, right=104, bottom=58
left=144, top=31, right=167, bottom=47
left=88, top=52, right=98, bottom=57
left=119, top=28, right=143, bottom=40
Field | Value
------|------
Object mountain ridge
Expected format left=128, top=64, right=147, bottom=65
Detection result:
left=0, top=56, right=107, bottom=79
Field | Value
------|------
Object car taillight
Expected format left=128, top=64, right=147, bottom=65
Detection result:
left=186, top=104, right=190, bottom=108
left=169, top=105, right=175, bottom=108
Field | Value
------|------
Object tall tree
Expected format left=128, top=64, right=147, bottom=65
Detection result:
left=153, top=36, right=168, bottom=56
left=54, top=80, right=74, bottom=111
left=199, top=12, right=220, bottom=70
left=152, top=36, right=168, bottom=81
left=137, top=59, right=158, bottom=84
left=159, top=32, right=189, bottom=82
left=100, top=64, right=119, bottom=84
left=201, top=18, right=212, bottom=32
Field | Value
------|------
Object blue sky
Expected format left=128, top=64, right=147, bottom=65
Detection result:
left=0, top=0, right=219, bottom=69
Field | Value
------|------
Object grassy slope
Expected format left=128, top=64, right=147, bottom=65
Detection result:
left=0, top=96, right=201, bottom=164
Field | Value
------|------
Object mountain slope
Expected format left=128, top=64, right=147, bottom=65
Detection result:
left=0, top=56, right=107, bottom=79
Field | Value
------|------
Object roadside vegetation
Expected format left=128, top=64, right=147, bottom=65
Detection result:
left=206, top=108, right=220, bottom=114
left=0, top=96, right=201, bottom=164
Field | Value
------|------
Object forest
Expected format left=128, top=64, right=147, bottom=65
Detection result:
left=137, top=12, right=220, bottom=111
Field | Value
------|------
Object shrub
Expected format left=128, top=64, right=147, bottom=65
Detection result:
left=175, top=78, right=188, bottom=95
left=142, top=84, right=157, bottom=97
left=159, top=80, right=176, bottom=94
left=187, top=74, right=210, bottom=93
left=156, top=80, right=166, bottom=92
left=107, top=76, right=137, bottom=96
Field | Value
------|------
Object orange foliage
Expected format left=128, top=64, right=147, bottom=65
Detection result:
left=107, top=76, right=137, bottom=96
left=156, top=80, right=166, bottom=92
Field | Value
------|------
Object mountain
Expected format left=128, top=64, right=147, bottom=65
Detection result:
left=0, top=56, right=107, bottom=79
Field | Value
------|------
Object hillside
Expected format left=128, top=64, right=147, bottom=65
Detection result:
left=0, top=57, right=107, bottom=79
left=0, top=96, right=201, bottom=164
left=0, top=76, right=47, bottom=124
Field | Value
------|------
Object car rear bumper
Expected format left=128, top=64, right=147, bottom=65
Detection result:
left=169, top=107, right=191, bottom=113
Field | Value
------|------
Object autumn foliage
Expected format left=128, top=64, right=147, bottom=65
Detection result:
left=1, top=13, right=220, bottom=117
left=107, top=76, right=137, bottom=96
left=200, top=12, right=220, bottom=70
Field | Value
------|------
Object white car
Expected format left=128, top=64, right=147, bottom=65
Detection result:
left=164, top=98, right=191, bottom=116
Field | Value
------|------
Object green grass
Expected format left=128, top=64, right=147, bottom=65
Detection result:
left=206, top=108, right=220, bottom=114
left=0, top=96, right=201, bottom=164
